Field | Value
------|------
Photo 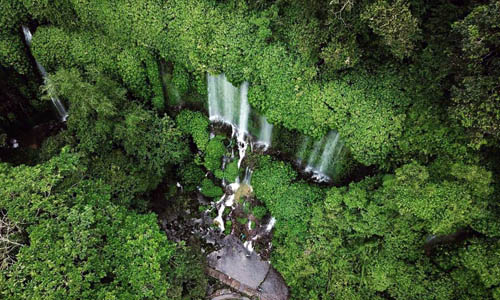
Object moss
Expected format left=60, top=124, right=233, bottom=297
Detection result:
left=242, top=201, right=252, bottom=215
left=224, top=220, right=232, bottom=235
left=237, top=217, right=248, bottom=225
left=200, top=178, right=223, bottom=198
left=252, top=206, right=268, bottom=220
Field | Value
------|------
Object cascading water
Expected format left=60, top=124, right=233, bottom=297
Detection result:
left=206, top=74, right=344, bottom=253
left=207, top=73, right=273, bottom=152
left=257, top=116, right=273, bottom=149
left=207, top=73, right=278, bottom=253
left=22, top=26, right=68, bottom=122
left=243, top=167, right=253, bottom=185
left=318, top=132, right=340, bottom=174
left=237, top=82, right=249, bottom=167
left=298, top=131, right=344, bottom=182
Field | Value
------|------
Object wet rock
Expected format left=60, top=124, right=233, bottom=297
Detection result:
left=259, top=268, right=289, bottom=300
left=207, top=235, right=269, bottom=289
left=207, top=235, right=289, bottom=300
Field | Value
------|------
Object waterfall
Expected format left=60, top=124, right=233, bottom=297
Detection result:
left=214, top=181, right=240, bottom=232
left=265, top=217, right=276, bottom=232
left=318, top=131, right=340, bottom=174
left=238, top=82, right=250, bottom=136
left=306, top=139, right=322, bottom=169
left=208, top=73, right=277, bottom=247
left=207, top=75, right=220, bottom=120
left=22, top=26, right=68, bottom=122
left=299, top=131, right=344, bottom=182
left=243, top=167, right=253, bottom=185
left=222, top=77, right=235, bottom=123
left=237, top=82, right=249, bottom=168
left=257, top=116, right=273, bottom=149
left=207, top=73, right=273, bottom=161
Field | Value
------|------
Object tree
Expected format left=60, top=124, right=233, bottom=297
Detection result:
left=252, top=155, right=499, bottom=299
left=361, top=0, right=421, bottom=59
left=45, top=68, right=122, bottom=153
left=115, top=104, right=189, bottom=176
left=0, top=180, right=207, bottom=300
left=0, top=211, right=24, bottom=270
left=0, top=147, right=82, bottom=226
left=449, top=1, right=500, bottom=146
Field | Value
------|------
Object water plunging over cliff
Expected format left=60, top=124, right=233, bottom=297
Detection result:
left=297, top=131, right=344, bottom=182
left=207, top=74, right=273, bottom=152
left=208, top=73, right=344, bottom=183
left=257, top=116, right=273, bottom=149
left=22, top=26, right=68, bottom=122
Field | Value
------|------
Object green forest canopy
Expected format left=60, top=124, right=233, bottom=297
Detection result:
left=0, top=0, right=499, bottom=299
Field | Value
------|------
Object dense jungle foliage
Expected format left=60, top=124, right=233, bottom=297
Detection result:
left=1, top=0, right=499, bottom=299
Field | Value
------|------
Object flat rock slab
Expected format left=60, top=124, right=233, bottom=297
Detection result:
left=207, top=235, right=270, bottom=289
left=259, top=268, right=289, bottom=300
left=207, top=235, right=289, bottom=300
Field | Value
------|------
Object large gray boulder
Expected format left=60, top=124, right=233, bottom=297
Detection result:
left=207, top=235, right=270, bottom=289
left=207, top=235, right=289, bottom=300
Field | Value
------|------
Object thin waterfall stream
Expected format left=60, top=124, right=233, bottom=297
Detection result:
left=299, top=131, right=344, bottom=182
left=22, top=26, right=68, bottom=122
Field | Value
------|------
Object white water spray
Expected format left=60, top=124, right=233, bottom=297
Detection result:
left=243, top=240, right=254, bottom=253
left=213, top=181, right=240, bottom=232
left=207, top=73, right=274, bottom=166
left=265, top=217, right=276, bottom=232
left=299, top=131, right=343, bottom=182
left=243, top=167, right=253, bottom=185
left=257, top=116, right=273, bottom=149
left=318, top=131, right=340, bottom=174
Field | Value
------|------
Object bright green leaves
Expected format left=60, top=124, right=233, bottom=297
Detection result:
left=48, top=68, right=188, bottom=178
left=31, top=26, right=73, bottom=72
left=449, top=2, right=500, bottom=145
left=320, top=36, right=361, bottom=72
left=116, top=49, right=150, bottom=99
left=179, top=162, right=205, bottom=193
left=116, top=104, right=189, bottom=176
left=251, top=205, right=267, bottom=220
left=383, top=161, right=493, bottom=235
left=214, top=159, right=239, bottom=182
left=22, top=0, right=77, bottom=27
left=203, top=135, right=226, bottom=172
left=175, top=110, right=210, bottom=152
left=31, top=24, right=159, bottom=102
left=48, top=68, right=120, bottom=119
left=0, top=180, right=197, bottom=300
left=46, top=68, right=121, bottom=153
left=0, top=147, right=81, bottom=226
left=200, top=178, right=223, bottom=198
left=0, top=0, right=27, bottom=32
left=321, top=70, right=408, bottom=165
left=258, top=155, right=498, bottom=299
left=252, top=155, right=323, bottom=232
left=460, top=240, right=500, bottom=290
left=0, top=10, right=31, bottom=75
left=171, top=64, right=190, bottom=98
